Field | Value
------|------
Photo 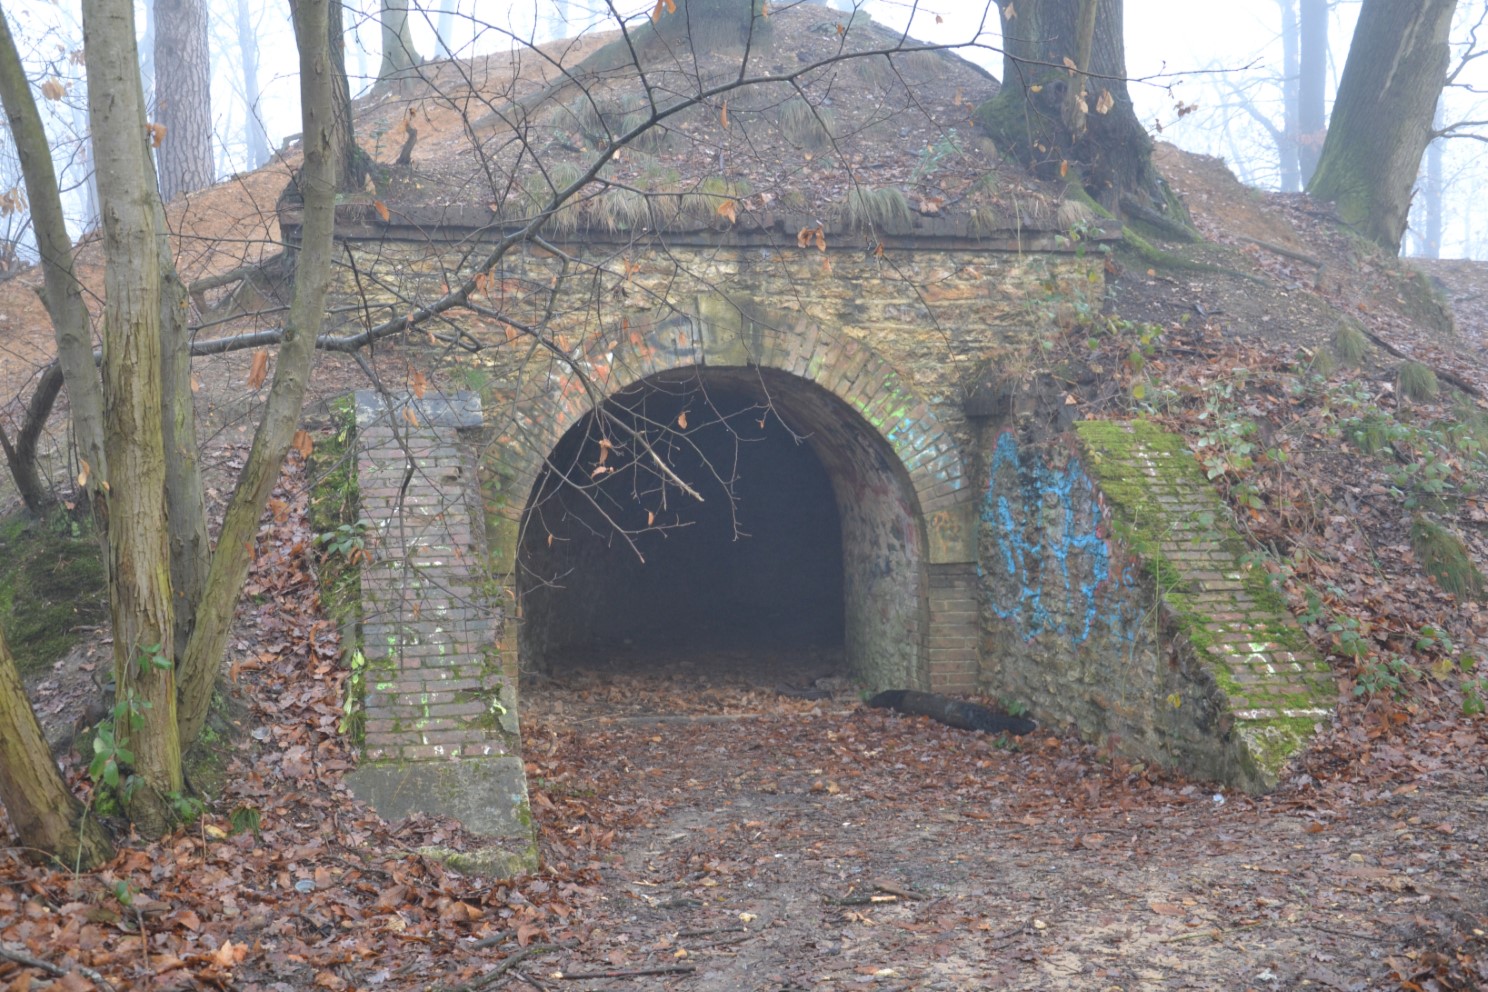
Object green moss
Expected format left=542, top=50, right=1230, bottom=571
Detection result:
left=306, top=396, right=368, bottom=741
left=1242, top=714, right=1322, bottom=777
left=0, top=511, right=108, bottom=678
left=1074, top=418, right=1329, bottom=743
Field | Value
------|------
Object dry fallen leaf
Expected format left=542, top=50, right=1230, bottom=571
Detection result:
left=247, top=349, right=269, bottom=390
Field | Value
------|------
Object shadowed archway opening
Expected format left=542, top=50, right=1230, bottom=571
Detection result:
left=517, top=367, right=928, bottom=689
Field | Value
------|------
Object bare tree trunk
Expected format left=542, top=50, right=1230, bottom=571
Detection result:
left=974, top=0, right=1172, bottom=223
left=435, top=4, right=456, bottom=58
left=1297, top=0, right=1327, bottom=185
left=329, top=0, right=369, bottom=191
left=1307, top=0, right=1456, bottom=253
left=84, top=0, right=182, bottom=836
left=1420, top=100, right=1444, bottom=258
left=1, top=364, right=63, bottom=514
left=0, top=623, right=114, bottom=871
left=378, top=1, right=420, bottom=83
left=1278, top=0, right=1301, bottom=192
left=235, top=0, right=270, bottom=170
left=154, top=0, right=213, bottom=200
left=179, top=0, right=339, bottom=746
left=0, top=8, right=109, bottom=515
left=158, top=219, right=210, bottom=658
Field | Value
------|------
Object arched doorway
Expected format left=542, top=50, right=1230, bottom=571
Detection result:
left=516, top=366, right=930, bottom=690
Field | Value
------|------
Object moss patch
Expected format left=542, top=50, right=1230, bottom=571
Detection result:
left=306, top=395, right=367, bottom=740
left=0, top=512, right=108, bottom=678
left=1074, top=418, right=1333, bottom=784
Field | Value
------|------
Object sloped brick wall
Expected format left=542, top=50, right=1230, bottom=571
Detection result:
left=979, top=420, right=1334, bottom=792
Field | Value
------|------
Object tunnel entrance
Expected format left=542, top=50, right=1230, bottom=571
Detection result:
left=516, top=366, right=929, bottom=691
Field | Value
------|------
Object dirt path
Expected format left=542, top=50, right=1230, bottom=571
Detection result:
left=519, top=662, right=1488, bottom=992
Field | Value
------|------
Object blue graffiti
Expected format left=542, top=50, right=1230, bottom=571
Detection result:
left=981, top=432, right=1122, bottom=642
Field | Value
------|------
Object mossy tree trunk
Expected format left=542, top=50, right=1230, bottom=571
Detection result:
left=1306, top=0, right=1455, bottom=254
left=158, top=210, right=211, bottom=659
left=0, top=623, right=114, bottom=870
left=328, top=0, right=370, bottom=191
left=84, top=0, right=183, bottom=837
left=974, top=0, right=1169, bottom=222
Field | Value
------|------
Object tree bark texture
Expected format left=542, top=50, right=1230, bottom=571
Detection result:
left=0, top=364, right=63, bottom=514
left=0, top=623, right=114, bottom=871
left=974, top=0, right=1164, bottom=218
left=327, top=1, right=368, bottom=191
left=378, top=0, right=419, bottom=82
left=1297, top=0, right=1327, bottom=186
left=1307, top=0, right=1456, bottom=253
left=179, top=0, right=339, bottom=746
left=84, top=0, right=183, bottom=836
left=157, top=205, right=210, bottom=662
left=0, top=9, right=109, bottom=514
left=154, top=0, right=213, bottom=201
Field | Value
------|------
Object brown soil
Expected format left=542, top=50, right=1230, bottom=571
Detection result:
left=521, top=671, right=1485, bottom=991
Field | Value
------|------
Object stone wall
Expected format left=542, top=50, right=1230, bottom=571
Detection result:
left=325, top=226, right=1335, bottom=800
left=976, top=419, right=1335, bottom=792
left=326, top=235, right=1096, bottom=697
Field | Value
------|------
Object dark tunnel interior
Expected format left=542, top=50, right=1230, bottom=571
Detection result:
left=517, top=370, right=845, bottom=669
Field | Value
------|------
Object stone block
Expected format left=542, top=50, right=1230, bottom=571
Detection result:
left=346, top=755, right=536, bottom=863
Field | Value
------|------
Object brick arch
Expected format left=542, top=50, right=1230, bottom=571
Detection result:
left=490, top=308, right=973, bottom=563
left=485, top=306, right=984, bottom=696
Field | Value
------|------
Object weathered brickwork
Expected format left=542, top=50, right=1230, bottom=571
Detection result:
left=977, top=420, right=1334, bottom=792
left=319, top=219, right=1336, bottom=831
left=343, top=391, right=534, bottom=869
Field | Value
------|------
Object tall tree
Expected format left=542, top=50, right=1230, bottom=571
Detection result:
left=0, top=0, right=341, bottom=844
left=329, top=0, right=368, bottom=190
left=153, top=0, right=213, bottom=200
left=235, top=0, right=270, bottom=170
left=1278, top=0, right=1301, bottom=192
left=974, top=0, right=1178, bottom=229
left=378, top=0, right=420, bottom=83
left=1297, top=0, right=1327, bottom=186
left=84, top=0, right=183, bottom=835
left=176, top=0, right=340, bottom=746
left=1307, top=0, right=1457, bottom=253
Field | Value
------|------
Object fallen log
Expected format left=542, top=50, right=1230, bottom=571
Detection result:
left=866, top=690, right=1036, bottom=736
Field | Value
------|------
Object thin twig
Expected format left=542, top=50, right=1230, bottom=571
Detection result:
left=0, top=942, right=118, bottom=992
left=556, top=963, right=697, bottom=979
left=440, top=942, right=571, bottom=992
left=1161, top=921, right=1268, bottom=943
